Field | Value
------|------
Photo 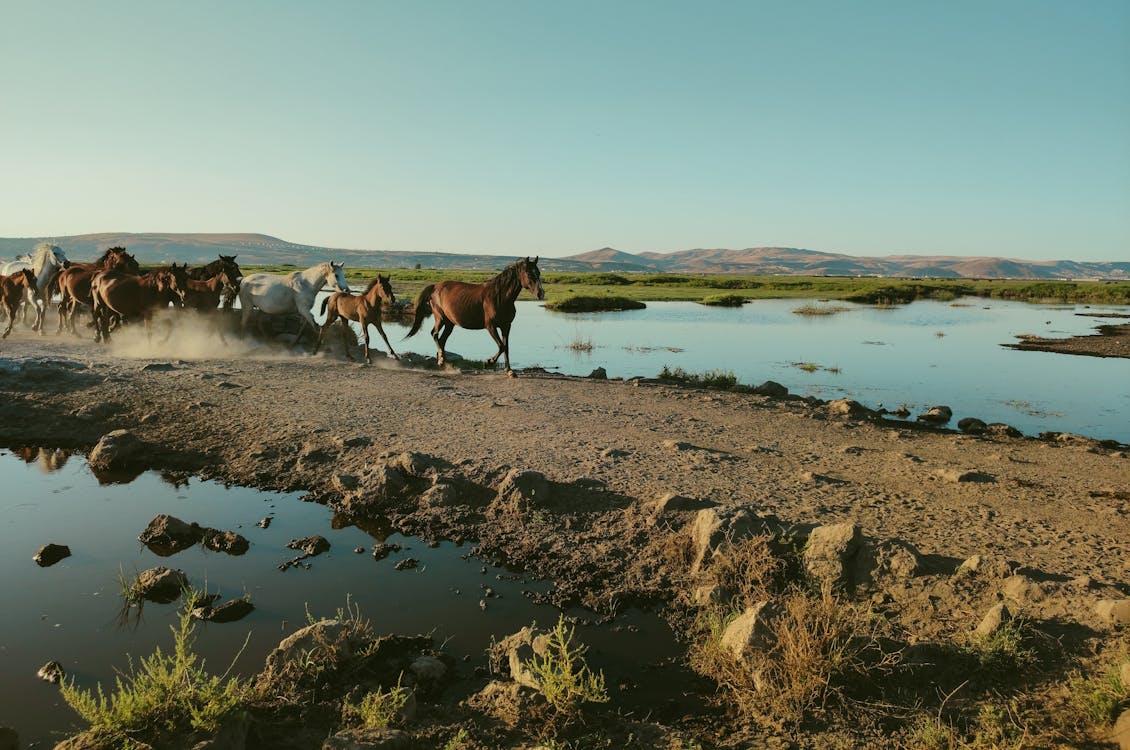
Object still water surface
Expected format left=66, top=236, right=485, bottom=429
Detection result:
left=370, top=298, right=1130, bottom=443
left=0, top=450, right=686, bottom=746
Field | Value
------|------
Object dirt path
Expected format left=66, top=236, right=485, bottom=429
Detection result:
left=2, top=325, right=1126, bottom=590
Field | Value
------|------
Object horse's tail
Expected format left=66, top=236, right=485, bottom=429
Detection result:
left=319, top=295, right=330, bottom=316
left=404, top=284, right=435, bottom=339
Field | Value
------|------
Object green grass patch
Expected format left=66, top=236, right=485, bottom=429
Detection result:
left=658, top=365, right=738, bottom=388
left=699, top=293, right=748, bottom=307
left=544, top=296, right=646, bottom=313
left=522, top=615, right=609, bottom=720
left=792, top=303, right=851, bottom=316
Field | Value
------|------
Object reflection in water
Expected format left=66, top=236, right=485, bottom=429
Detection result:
left=0, top=450, right=692, bottom=745
left=12, top=446, right=74, bottom=473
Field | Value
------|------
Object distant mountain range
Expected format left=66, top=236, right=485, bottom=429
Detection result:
left=1, top=232, right=1126, bottom=280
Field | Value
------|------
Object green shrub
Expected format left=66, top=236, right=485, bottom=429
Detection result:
left=699, top=293, right=748, bottom=307
left=61, top=603, right=250, bottom=744
left=523, top=616, right=609, bottom=718
left=658, top=365, right=738, bottom=388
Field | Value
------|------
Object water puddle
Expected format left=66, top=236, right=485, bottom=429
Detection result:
left=0, top=448, right=694, bottom=746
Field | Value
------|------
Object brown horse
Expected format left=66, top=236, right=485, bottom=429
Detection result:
left=188, top=255, right=242, bottom=311
left=405, top=257, right=544, bottom=373
left=1, top=268, right=38, bottom=338
left=183, top=268, right=239, bottom=343
left=90, top=264, right=188, bottom=343
left=56, top=247, right=141, bottom=335
left=313, top=274, right=398, bottom=363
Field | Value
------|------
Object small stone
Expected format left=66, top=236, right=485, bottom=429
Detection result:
left=1095, top=599, right=1130, bottom=627
left=957, top=417, right=988, bottom=434
left=1114, top=709, right=1130, bottom=750
left=1002, top=574, right=1045, bottom=604
left=719, top=601, right=778, bottom=659
left=287, top=536, right=330, bottom=556
left=587, top=367, right=607, bottom=379
left=394, top=558, right=419, bottom=571
left=33, top=543, right=71, bottom=567
left=973, top=603, right=1011, bottom=638
left=256, top=517, right=271, bottom=529
left=917, top=405, right=953, bottom=424
left=753, top=381, right=789, bottom=398
left=37, top=660, right=64, bottom=684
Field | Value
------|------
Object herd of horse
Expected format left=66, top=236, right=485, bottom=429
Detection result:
left=0, top=243, right=546, bottom=371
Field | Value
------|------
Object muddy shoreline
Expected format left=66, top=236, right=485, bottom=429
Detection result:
left=1007, top=318, right=1130, bottom=359
left=2, top=328, right=1129, bottom=748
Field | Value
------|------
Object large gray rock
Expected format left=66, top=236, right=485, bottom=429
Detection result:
left=804, top=523, right=862, bottom=588
left=263, top=620, right=356, bottom=680
left=34, top=543, right=71, bottom=567
left=139, top=514, right=203, bottom=556
left=753, top=381, right=789, bottom=398
left=916, top=405, right=952, bottom=424
left=689, top=507, right=767, bottom=574
left=719, top=601, right=778, bottom=660
left=87, top=429, right=145, bottom=471
left=494, top=469, right=550, bottom=514
left=827, top=398, right=871, bottom=419
left=136, top=566, right=189, bottom=603
left=957, top=417, right=988, bottom=435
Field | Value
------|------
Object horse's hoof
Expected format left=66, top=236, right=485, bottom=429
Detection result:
left=506, top=369, right=516, bottom=378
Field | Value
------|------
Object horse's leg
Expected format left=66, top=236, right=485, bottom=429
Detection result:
left=2, top=303, right=16, bottom=338
left=499, top=321, right=513, bottom=372
left=484, top=321, right=506, bottom=368
left=434, top=320, right=455, bottom=366
left=293, top=309, right=317, bottom=351
left=371, top=316, right=397, bottom=360
left=358, top=320, right=371, bottom=364
left=312, top=307, right=337, bottom=357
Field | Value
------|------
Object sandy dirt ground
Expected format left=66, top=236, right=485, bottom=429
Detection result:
left=2, top=319, right=1129, bottom=747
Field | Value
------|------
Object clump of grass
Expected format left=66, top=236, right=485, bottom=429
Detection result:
left=522, top=615, right=609, bottom=719
left=658, top=365, right=738, bottom=388
left=341, top=674, right=411, bottom=729
left=564, top=335, right=593, bottom=352
left=699, top=293, right=747, bottom=307
left=791, top=362, right=840, bottom=375
left=1064, top=647, right=1130, bottom=728
left=60, top=600, right=251, bottom=746
left=963, top=617, right=1039, bottom=677
left=793, top=303, right=851, bottom=316
left=689, top=586, right=893, bottom=728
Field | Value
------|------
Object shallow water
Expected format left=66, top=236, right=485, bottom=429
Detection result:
left=0, top=450, right=688, bottom=746
left=370, top=298, right=1130, bottom=443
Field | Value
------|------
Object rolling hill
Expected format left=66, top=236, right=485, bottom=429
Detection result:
left=0, top=232, right=1125, bottom=280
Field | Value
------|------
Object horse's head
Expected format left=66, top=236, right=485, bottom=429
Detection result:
left=34, top=243, right=67, bottom=270
left=367, top=274, right=395, bottom=307
left=328, top=261, right=349, bottom=293
left=165, top=263, right=189, bottom=304
left=218, top=254, right=242, bottom=284
left=519, top=256, right=544, bottom=300
left=107, top=248, right=141, bottom=274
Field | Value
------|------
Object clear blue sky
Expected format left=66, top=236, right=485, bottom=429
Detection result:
left=2, top=1, right=1128, bottom=261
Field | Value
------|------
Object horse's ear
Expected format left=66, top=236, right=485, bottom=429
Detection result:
left=533, top=256, right=539, bottom=264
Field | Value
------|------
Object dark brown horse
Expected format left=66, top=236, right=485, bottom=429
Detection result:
left=313, top=274, right=398, bottom=363
left=405, top=257, right=544, bottom=373
left=188, top=255, right=242, bottom=311
left=1, top=268, right=38, bottom=338
left=56, top=247, right=142, bottom=334
left=183, top=268, right=240, bottom=343
left=90, top=264, right=188, bottom=343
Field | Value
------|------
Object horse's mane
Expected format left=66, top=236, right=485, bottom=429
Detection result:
left=363, top=276, right=384, bottom=294
left=94, top=246, right=127, bottom=265
left=485, top=260, right=524, bottom=306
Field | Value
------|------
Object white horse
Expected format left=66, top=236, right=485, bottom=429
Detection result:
left=239, top=261, right=349, bottom=347
left=0, top=244, right=67, bottom=332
